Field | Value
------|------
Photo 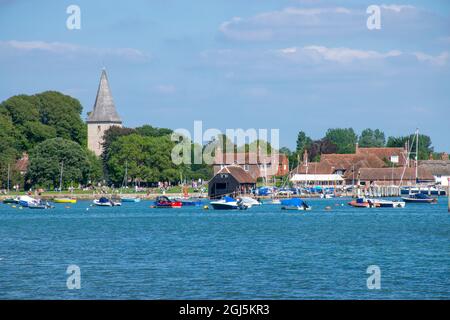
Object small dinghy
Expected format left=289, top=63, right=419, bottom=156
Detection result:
left=53, top=197, right=77, bottom=204
left=2, top=197, right=20, bottom=204
left=281, top=198, right=312, bottom=211
left=121, top=197, right=141, bottom=203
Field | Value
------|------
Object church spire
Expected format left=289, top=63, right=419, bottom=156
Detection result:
left=87, top=69, right=122, bottom=124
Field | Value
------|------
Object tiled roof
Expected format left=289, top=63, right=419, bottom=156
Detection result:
left=419, top=160, right=450, bottom=176
left=356, top=167, right=434, bottom=181
left=216, top=165, right=256, bottom=184
left=357, top=147, right=407, bottom=164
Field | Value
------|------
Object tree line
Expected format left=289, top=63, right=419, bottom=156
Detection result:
left=0, top=91, right=443, bottom=190
left=280, top=128, right=436, bottom=169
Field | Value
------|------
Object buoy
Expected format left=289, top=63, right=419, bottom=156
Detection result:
left=325, top=206, right=332, bottom=211
left=150, top=205, right=155, bottom=208
left=86, top=208, right=89, bottom=211
left=12, top=205, right=16, bottom=208
left=203, top=205, right=209, bottom=210
left=65, top=206, right=70, bottom=209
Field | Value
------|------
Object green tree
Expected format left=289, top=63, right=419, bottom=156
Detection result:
left=135, top=125, right=173, bottom=137
left=358, top=129, right=386, bottom=148
left=27, top=138, right=92, bottom=189
left=325, top=128, right=358, bottom=154
left=106, top=134, right=181, bottom=185
left=387, top=133, right=433, bottom=160
left=296, top=131, right=312, bottom=155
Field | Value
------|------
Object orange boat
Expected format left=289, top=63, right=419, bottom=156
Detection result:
left=348, top=197, right=380, bottom=208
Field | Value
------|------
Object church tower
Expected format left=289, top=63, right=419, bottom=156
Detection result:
left=87, top=69, right=122, bottom=156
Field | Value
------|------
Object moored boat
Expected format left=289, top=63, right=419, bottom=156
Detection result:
left=2, top=197, right=20, bottom=204
left=209, top=196, right=242, bottom=210
left=93, top=197, right=113, bottom=207
left=402, top=193, right=437, bottom=203
left=348, top=197, right=379, bottom=208
left=121, top=197, right=141, bottom=203
left=280, top=198, right=311, bottom=211
left=53, top=197, right=77, bottom=204
left=373, top=199, right=406, bottom=208
left=154, top=196, right=182, bottom=208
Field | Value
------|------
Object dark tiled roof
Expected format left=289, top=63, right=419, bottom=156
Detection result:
left=217, top=165, right=256, bottom=184
left=87, top=70, right=122, bottom=123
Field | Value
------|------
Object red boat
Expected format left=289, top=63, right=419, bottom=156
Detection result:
left=154, top=196, right=182, bottom=208
left=348, top=197, right=380, bottom=208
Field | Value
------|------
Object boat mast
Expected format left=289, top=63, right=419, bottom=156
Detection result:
left=7, top=163, right=10, bottom=193
left=415, top=129, right=419, bottom=184
left=59, top=161, right=64, bottom=192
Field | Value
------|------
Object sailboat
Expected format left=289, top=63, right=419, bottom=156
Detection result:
left=120, top=161, right=141, bottom=203
left=53, top=161, right=77, bottom=204
left=400, top=129, right=437, bottom=204
left=2, top=164, right=20, bottom=204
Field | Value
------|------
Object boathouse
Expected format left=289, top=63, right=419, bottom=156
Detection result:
left=208, top=165, right=256, bottom=199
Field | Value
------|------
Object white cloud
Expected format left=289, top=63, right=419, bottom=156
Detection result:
left=0, top=40, right=150, bottom=62
left=219, top=7, right=359, bottom=41
left=277, top=46, right=402, bottom=63
left=380, top=4, right=415, bottom=13
left=154, top=84, right=176, bottom=94
left=413, top=52, right=449, bottom=66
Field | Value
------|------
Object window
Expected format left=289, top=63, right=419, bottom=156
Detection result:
left=243, top=164, right=249, bottom=171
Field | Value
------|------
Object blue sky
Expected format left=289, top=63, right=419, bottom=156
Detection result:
left=0, top=0, right=449, bottom=151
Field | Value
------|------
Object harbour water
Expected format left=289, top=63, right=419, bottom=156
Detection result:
left=0, top=198, right=449, bottom=299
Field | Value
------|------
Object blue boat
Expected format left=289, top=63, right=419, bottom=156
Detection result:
left=281, top=198, right=311, bottom=211
left=402, top=193, right=437, bottom=203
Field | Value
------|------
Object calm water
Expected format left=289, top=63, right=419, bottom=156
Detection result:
left=0, top=197, right=449, bottom=300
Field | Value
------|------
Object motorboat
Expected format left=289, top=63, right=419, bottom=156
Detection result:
left=18, top=195, right=40, bottom=207
left=348, top=197, right=380, bottom=208
left=402, top=193, right=437, bottom=203
left=373, top=199, right=406, bottom=208
left=93, top=197, right=114, bottom=207
left=53, top=197, right=77, bottom=204
left=238, top=197, right=261, bottom=208
left=28, top=201, right=54, bottom=209
left=280, top=198, right=312, bottom=211
left=177, top=198, right=203, bottom=206
left=209, top=196, right=242, bottom=210
left=154, top=196, right=182, bottom=208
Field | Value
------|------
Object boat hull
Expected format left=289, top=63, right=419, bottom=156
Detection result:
left=53, top=198, right=77, bottom=204
left=209, top=202, right=239, bottom=210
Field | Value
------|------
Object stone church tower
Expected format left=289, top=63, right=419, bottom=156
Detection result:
left=87, top=69, right=122, bottom=156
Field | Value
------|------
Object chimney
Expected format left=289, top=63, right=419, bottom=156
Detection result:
left=355, top=142, right=359, bottom=154
left=429, top=153, right=434, bottom=160
left=442, top=152, right=449, bottom=161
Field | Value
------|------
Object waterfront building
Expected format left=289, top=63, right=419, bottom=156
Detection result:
left=87, top=69, right=122, bottom=156
left=213, top=150, right=289, bottom=180
left=419, top=154, right=450, bottom=186
left=208, top=165, right=257, bottom=199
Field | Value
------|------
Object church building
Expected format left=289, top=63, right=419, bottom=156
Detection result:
left=87, top=69, right=122, bottom=156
